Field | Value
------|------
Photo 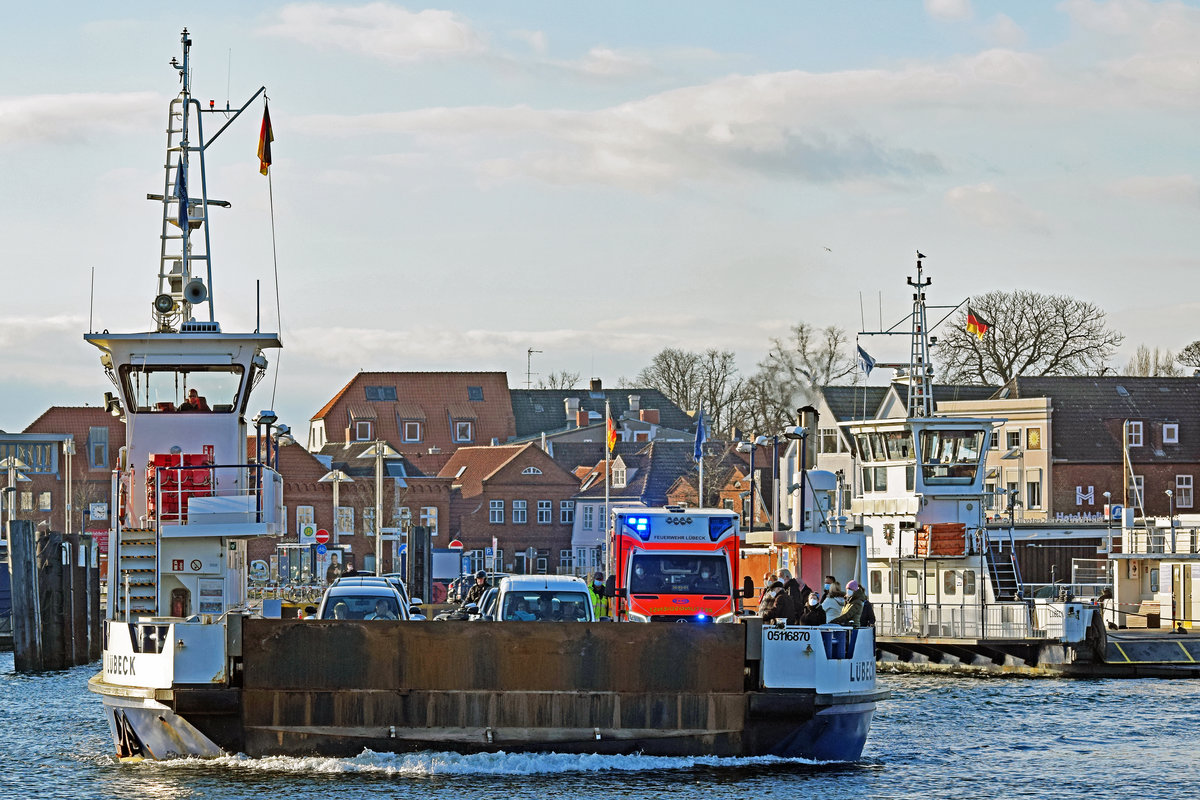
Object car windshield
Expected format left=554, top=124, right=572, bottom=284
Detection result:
left=322, top=594, right=400, bottom=620
left=500, top=590, right=591, bottom=621
left=629, top=554, right=731, bottom=595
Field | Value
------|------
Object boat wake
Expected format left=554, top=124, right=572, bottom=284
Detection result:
left=142, top=749, right=810, bottom=776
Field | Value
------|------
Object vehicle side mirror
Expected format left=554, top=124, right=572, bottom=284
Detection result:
left=604, top=574, right=617, bottom=598
left=410, top=597, right=424, bottom=606
left=742, top=575, right=755, bottom=599
left=409, top=606, right=423, bottom=617
left=465, top=602, right=479, bottom=613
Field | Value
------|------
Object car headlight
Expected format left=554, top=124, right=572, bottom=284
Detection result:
left=627, top=611, right=650, bottom=623
left=715, top=613, right=736, bottom=624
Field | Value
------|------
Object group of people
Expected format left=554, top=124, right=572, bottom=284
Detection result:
left=758, top=571, right=875, bottom=628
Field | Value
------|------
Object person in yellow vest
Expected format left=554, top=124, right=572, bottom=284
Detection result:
left=589, top=571, right=609, bottom=619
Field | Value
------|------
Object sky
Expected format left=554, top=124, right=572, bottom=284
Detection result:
left=3, top=0, right=1200, bottom=437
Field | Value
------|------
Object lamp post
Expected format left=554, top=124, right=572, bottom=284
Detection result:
left=1165, top=489, right=1176, bottom=553
left=359, top=440, right=399, bottom=574
left=736, top=436, right=768, bottom=531
left=1, top=456, right=31, bottom=536
left=783, top=426, right=808, bottom=532
left=63, top=438, right=75, bottom=534
left=318, top=469, right=354, bottom=546
left=1102, top=490, right=1112, bottom=554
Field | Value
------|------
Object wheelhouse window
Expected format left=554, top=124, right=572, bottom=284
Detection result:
left=120, top=365, right=244, bottom=413
left=918, top=428, right=984, bottom=485
left=884, top=431, right=914, bottom=460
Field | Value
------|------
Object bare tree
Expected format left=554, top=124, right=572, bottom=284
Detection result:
left=1124, top=345, right=1182, bottom=377
left=635, top=348, right=746, bottom=437
left=1178, top=340, right=1200, bottom=370
left=743, top=323, right=855, bottom=431
left=536, top=370, right=581, bottom=389
left=936, top=290, right=1123, bottom=385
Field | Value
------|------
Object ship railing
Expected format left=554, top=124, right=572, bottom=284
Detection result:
left=152, top=462, right=284, bottom=534
left=1123, top=526, right=1199, bottom=556
left=876, top=601, right=1038, bottom=639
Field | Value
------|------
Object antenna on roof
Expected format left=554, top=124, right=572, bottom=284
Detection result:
left=526, top=348, right=542, bottom=389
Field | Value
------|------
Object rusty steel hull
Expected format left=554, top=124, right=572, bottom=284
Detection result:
left=163, top=620, right=880, bottom=761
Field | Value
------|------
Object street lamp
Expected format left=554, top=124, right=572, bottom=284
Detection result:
left=359, top=440, right=399, bottom=574
left=736, top=435, right=768, bottom=531
left=1102, top=490, right=1112, bottom=553
left=1165, top=489, right=1176, bottom=553
left=318, top=469, right=354, bottom=545
left=63, top=438, right=76, bottom=534
left=783, top=425, right=809, bottom=532
left=1, top=456, right=31, bottom=535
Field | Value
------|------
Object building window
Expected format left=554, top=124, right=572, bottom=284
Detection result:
left=403, top=421, right=421, bottom=442
left=38, top=491, right=52, bottom=512
left=489, top=500, right=504, bottom=524
left=537, top=500, right=551, bottom=524
left=355, top=420, right=373, bottom=441
left=522, top=466, right=542, bottom=475
left=990, top=429, right=999, bottom=449
left=296, top=505, right=314, bottom=537
left=1027, top=477, right=1042, bottom=510
left=819, top=427, right=839, bottom=454
left=1126, top=421, right=1143, bottom=448
left=363, top=507, right=376, bottom=535
left=467, top=386, right=484, bottom=402
left=984, top=482, right=997, bottom=510
left=723, top=498, right=734, bottom=511
left=1006, top=430, right=1021, bottom=449
left=1131, top=475, right=1144, bottom=507
left=1161, top=422, right=1180, bottom=448
left=536, top=552, right=548, bottom=574
left=88, top=427, right=109, bottom=469
left=364, top=386, right=397, bottom=401
left=420, top=506, right=438, bottom=535
left=560, top=549, right=573, bottom=572
left=582, top=504, right=594, bottom=530
left=1026, top=428, right=1042, bottom=450
left=560, top=500, right=574, bottom=524
left=612, top=465, right=626, bottom=487
left=397, top=506, right=412, bottom=530
left=513, top=500, right=527, bottom=524
left=1177, top=475, right=1193, bottom=509
left=336, top=506, right=354, bottom=538
left=454, top=420, right=473, bottom=443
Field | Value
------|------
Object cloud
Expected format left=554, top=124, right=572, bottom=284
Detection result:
left=926, top=0, right=972, bottom=21
left=945, top=183, right=1050, bottom=232
left=984, top=13, right=1027, bottom=48
left=510, top=29, right=547, bottom=55
left=1110, top=174, right=1200, bottom=207
left=0, top=92, right=159, bottom=147
left=262, top=2, right=483, bottom=62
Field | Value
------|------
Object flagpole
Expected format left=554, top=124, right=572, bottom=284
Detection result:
left=604, top=400, right=611, bottom=578
left=697, top=405, right=705, bottom=509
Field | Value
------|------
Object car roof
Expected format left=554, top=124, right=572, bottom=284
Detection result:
left=500, top=574, right=589, bottom=590
left=325, top=584, right=400, bottom=598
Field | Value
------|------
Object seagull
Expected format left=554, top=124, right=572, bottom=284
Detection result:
left=823, top=246, right=832, bottom=252
left=916, top=250, right=926, bottom=259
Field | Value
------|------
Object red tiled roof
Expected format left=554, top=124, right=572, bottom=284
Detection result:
left=436, top=444, right=527, bottom=497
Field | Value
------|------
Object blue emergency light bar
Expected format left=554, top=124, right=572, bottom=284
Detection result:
left=624, top=515, right=652, bottom=541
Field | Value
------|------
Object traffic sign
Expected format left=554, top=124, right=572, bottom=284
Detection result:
left=449, top=539, right=464, bottom=550
left=1110, top=504, right=1124, bottom=520
left=485, top=547, right=493, bottom=557
left=316, top=543, right=327, bottom=555
left=315, top=528, right=330, bottom=545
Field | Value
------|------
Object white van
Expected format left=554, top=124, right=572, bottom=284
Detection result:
left=492, top=575, right=596, bottom=622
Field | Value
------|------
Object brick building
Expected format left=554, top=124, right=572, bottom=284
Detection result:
left=438, top=443, right=579, bottom=575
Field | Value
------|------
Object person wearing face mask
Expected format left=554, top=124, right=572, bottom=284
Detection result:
left=589, top=571, right=610, bottom=619
left=799, top=592, right=827, bottom=626
left=776, top=568, right=811, bottom=624
left=631, top=562, right=660, bottom=593
left=694, top=564, right=722, bottom=594
left=820, top=575, right=837, bottom=602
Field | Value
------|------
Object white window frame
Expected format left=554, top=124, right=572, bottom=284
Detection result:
left=403, top=420, right=422, bottom=442
left=612, top=466, right=626, bottom=487
left=522, top=466, right=542, bottom=475
left=1006, top=430, right=1021, bottom=449
left=1164, top=423, right=1180, bottom=445
left=560, top=500, right=574, bottom=524
left=582, top=504, right=594, bottom=530
left=537, top=500, right=552, bottom=524
left=355, top=420, right=373, bottom=441
left=363, top=507, right=376, bottom=535
left=1177, top=475, right=1193, bottom=509
left=1126, top=421, right=1144, bottom=448
left=455, top=420, right=473, bottom=443
left=1026, top=479, right=1042, bottom=510
left=335, top=506, right=354, bottom=538
left=420, top=505, right=439, bottom=535
left=38, top=491, right=52, bottom=512
left=397, top=506, right=412, bottom=530
left=489, top=499, right=504, bottom=524
left=512, top=499, right=527, bottom=524
left=1132, top=475, right=1144, bottom=507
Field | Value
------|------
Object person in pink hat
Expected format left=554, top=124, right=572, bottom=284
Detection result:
left=831, top=578, right=867, bottom=626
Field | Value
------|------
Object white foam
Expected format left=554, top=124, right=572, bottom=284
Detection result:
left=148, top=749, right=804, bottom=775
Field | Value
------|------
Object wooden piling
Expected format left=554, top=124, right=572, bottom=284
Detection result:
left=8, top=520, right=41, bottom=672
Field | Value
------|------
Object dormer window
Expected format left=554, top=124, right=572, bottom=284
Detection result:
left=403, top=421, right=422, bottom=442
left=355, top=420, right=373, bottom=441
left=454, top=420, right=473, bottom=443
left=1126, top=421, right=1144, bottom=448
left=467, top=386, right=484, bottom=402
left=612, top=464, right=627, bottom=487
left=1164, top=423, right=1179, bottom=444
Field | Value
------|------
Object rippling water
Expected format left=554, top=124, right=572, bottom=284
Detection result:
left=1, top=650, right=1195, bottom=800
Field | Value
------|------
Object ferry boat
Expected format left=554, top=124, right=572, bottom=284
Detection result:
left=817, top=256, right=1200, bottom=677
left=87, top=31, right=888, bottom=761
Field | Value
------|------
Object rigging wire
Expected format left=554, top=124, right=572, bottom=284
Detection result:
left=267, top=128, right=283, bottom=411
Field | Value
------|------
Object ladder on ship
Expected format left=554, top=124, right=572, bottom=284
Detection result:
left=116, top=528, right=158, bottom=617
left=985, top=537, right=1023, bottom=601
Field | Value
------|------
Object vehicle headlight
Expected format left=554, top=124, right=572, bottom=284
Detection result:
left=715, top=613, right=736, bottom=624
left=627, top=611, right=650, bottom=623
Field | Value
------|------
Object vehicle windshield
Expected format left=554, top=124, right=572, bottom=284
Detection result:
left=321, top=594, right=400, bottom=620
left=500, top=590, right=591, bottom=621
left=628, top=554, right=731, bottom=595
left=120, top=365, right=244, bottom=413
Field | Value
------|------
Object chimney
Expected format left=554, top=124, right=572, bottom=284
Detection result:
left=576, top=409, right=589, bottom=428
left=640, top=408, right=660, bottom=425
left=564, top=397, right=581, bottom=427
left=628, top=394, right=640, bottom=412
left=590, top=377, right=602, bottom=392
left=490, top=437, right=499, bottom=446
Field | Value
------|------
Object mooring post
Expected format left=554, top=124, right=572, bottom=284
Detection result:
left=8, top=520, right=42, bottom=672
left=86, top=534, right=101, bottom=662
left=37, top=531, right=66, bottom=671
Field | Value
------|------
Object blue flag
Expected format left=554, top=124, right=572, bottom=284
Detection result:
left=693, top=408, right=707, bottom=462
left=857, top=344, right=876, bottom=377
left=174, top=159, right=188, bottom=231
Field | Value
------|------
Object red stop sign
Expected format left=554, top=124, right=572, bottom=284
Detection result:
left=315, top=528, right=330, bottom=545
left=448, top=539, right=464, bottom=550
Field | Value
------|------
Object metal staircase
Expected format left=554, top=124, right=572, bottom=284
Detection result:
left=985, top=538, right=1023, bottom=601
left=116, top=528, right=158, bottom=616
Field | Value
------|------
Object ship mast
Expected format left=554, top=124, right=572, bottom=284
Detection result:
left=906, top=253, right=933, bottom=418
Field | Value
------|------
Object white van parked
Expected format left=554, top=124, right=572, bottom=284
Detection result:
left=492, top=574, right=596, bottom=622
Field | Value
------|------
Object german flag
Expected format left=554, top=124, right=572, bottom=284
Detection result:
left=966, top=306, right=991, bottom=340
left=257, top=101, right=273, bottom=176
left=606, top=416, right=618, bottom=452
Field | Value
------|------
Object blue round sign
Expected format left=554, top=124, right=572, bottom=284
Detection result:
left=316, top=543, right=327, bottom=555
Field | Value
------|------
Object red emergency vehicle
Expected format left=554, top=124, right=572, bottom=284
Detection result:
left=609, top=506, right=750, bottom=623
